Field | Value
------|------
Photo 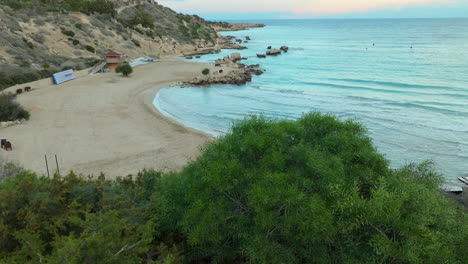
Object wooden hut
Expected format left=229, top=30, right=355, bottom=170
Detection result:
left=101, top=52, right=125, bottom=69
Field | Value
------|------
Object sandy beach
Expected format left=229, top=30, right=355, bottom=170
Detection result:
left=0, top=57, right=224, bottom=177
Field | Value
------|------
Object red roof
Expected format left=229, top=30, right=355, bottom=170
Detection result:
left=101, top=52, right=124, bottom=57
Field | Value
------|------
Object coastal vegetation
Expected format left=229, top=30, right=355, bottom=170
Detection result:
left=116, top=63, right=133, bottom=77
left=202, top=68, right=210, bottom=75
left=0, top=113, right=466, bottom=263
left=0, top=94, right=30, bottom=122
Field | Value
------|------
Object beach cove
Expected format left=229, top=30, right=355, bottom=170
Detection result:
left=0, top=58, right=223, bottom=177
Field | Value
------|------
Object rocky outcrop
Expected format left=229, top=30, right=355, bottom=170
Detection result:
left=221, top=42, right=248, bottom=50
left=186, top=54, right=264, bottom=86
left=280, top=46, right=289, bottom=52
left=184, top=48, right=221, bottom=57
left=231, top=52, right=241, bottom=61
left=257, top=54, right=267, bottom=58
left=186, top=71, right=253, bottom=86
left=266, top=49, right=282, bottom=56
left=213, top=23, right=265, bottom=32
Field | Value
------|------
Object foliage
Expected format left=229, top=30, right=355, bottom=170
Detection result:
left=1, top=0, right=117, bottom=16
left=85, top=45, right=95, bottom=53
left=157, top=113, right=468, bottom=263
left=202, top=68, right=210, bottom=75
left=72, top=39, right=80, bottom=45
left=74, top=23, right=83, bottom=30
left=0, top=95, right=466, bottom=263
left=22, top=37, right=34, bottom=49
left=132, top=39, right=141, bottom=47
left=0, top=95, right=30, bottom=122
left=0, top=67, right=60, bottom=91
left=0, top=169, right=163, bottom=263
left=130, top=9, right=155, bottom=29
left=61, top=29, right=75, bottom=37
left=115, top=63, right=133, bottom=77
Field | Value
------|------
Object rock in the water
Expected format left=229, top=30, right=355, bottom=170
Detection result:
left=280, top=46, right=289, bottom=52
left=266, top=49, right=281, bottom=56
left=195, top=55, right=201, bottom=58
left=246, top=36, right=251, bottom=40
left=267, top=46, right=272, bottom=49
left=185, top=56, right=193, bottom=59
left=231, top=52, right=241, bottom=61
left=257, top=54, right=266, bottom=58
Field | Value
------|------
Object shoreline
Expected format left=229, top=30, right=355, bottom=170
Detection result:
left=0, top=23, right=262, bottom=178
left=0, top=57, right=231, bottom=177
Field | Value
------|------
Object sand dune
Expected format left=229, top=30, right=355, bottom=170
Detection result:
left=0, top=58, right=223, bottom=177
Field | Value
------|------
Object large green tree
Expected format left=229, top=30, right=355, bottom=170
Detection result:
left=158, top=113, right=467, bottom=263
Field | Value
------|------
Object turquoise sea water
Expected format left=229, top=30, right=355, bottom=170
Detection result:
left=154, top=19, right=468, bottom=189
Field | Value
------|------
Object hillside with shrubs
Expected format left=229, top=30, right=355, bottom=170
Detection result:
left=0, top=0, right=225, bottom=90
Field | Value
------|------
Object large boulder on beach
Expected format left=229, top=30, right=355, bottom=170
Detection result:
left=266, top=49, right=281, bottom=56
left=231, top=52, right=241, bottom=61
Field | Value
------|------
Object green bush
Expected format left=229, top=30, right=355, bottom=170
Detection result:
left=115, top=63, right=133, bottom=77
left=61, top=29, right=75, bottom=37
left=1, top=0, right=117, bottom=16
left=132, top=39, right=141, bottom=47
left=158, top=113, right=468, bottom=263
left=202, top=68, right=210, bottom=75
left=0, top=169, right=159, bottom=263
left=0, top=112, right=466, bottom=263
left=0, top=95, right=30, bottom=122
left=72, top=39, right=80, bottom=45
left=75, top=23, right=83, bottom=30
left=85, top=45, right=95, bottom=53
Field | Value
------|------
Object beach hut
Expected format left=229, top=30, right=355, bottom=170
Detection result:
left=101, top=52, right=126, bottom=69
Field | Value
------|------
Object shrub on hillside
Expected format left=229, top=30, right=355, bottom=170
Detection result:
left=115, top=63, right=133, bottom=77
left=75, top=23, right=83, bottom=30
left=61, top=29, right=75, bottom=37
left=72, top=39, right=80, bottom=45
left=132, top=39, right=141, bottom=47
left=157, top=113, right=468, bottom=263
left=0, top=66, right=60, bottom=91
left=0, top=95, right=30, bottom=122
left=85, top=45, right=95, bottom=53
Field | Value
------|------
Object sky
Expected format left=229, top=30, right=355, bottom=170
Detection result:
left=158, top=0, right=468, bottom=20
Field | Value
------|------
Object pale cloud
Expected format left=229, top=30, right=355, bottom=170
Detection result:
left=158, top=0, right=463, bottom=15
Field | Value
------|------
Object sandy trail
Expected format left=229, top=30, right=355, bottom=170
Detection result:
left=0, top=58, right=222, bottom=177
